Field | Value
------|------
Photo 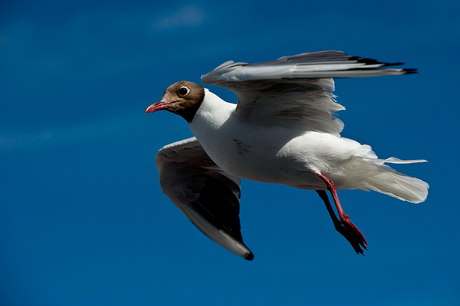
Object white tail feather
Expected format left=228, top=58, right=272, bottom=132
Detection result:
left=358, top=159, right=429, bottom=203
left=335, top=156, right=429, bottom=203
left=363, top=157, right=428, bottom=164
left=363, top=169, right=429, bottom=203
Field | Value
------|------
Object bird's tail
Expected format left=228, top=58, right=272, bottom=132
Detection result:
left=355, top=158, right=429, bottom=203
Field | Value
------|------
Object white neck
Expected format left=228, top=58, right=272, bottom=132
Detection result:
left=190, top=89, right=236, bottom=131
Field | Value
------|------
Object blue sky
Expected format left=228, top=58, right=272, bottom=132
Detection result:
left=1, top=0, right=459, bottom=305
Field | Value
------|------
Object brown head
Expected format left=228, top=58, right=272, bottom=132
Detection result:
left=145, top=81, right=205, bottom=123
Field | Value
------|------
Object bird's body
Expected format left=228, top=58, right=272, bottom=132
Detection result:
left=146, top=50, right=429, bottom=260
left=192, top=90, right=359, bottom=189
left=191, top=89, right=427, bottom=198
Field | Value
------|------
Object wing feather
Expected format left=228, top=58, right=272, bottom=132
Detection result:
left=201, top=50, right=416, bottom=135
left=155, top=137, right=253, bottom=260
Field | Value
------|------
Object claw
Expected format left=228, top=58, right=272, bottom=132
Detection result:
left=333, top=222, right=365, bottom=254
left=341, top=214, right=367, bottom=250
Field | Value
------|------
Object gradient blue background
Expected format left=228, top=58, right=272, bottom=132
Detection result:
left=1, top=1, right=459, bottom=305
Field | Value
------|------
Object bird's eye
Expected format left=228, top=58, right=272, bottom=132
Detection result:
left=179, top=86, right=190, bottom=96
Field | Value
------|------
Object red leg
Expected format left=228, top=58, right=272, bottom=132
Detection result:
left=317, top=174, right=368, bottom=253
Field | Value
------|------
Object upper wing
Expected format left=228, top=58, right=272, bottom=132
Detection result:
left=155, top=137, right=253, bottom=260
left=201, top=50, right=417, bottom=135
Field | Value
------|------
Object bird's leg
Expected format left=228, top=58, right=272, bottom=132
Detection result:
left=317, top=174, right=368, bottom=253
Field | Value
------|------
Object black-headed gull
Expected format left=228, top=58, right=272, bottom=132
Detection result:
left=146, top=50, right=428, bottom=260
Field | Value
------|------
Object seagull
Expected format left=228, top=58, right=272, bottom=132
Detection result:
left=146, top=50, right=428, bottom=260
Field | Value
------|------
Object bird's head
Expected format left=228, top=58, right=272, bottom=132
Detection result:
left=145, top=81, right=205, bottom=123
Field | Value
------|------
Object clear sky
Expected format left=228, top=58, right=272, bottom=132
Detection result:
left=1, top=0, right=459, bottom=305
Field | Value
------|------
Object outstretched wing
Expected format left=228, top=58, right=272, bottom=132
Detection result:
left=155, top=137, right=253, bottom=260
left=201, top=50, right=416, bottom=135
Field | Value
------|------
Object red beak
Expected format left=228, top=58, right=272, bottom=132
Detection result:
left=145, top=101, right=171, bottom=113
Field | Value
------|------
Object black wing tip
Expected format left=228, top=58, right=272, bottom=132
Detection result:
left=244, top=252, right=254, bottom=261
left=350, top=56, right=381, bottom=65
left=351, top=55, right=417, bottom=71
left=403, top=68, right=418, bottom=74
left=351, top=55, right=418, bottom=75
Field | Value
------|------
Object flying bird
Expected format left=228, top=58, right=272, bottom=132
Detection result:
left=146, top=50, right=428, bottom=260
